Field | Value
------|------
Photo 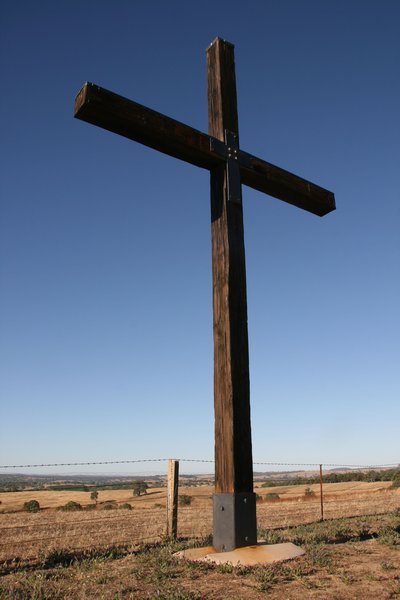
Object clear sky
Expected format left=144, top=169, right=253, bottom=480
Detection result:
left=1, top=0, right=399, bottom=475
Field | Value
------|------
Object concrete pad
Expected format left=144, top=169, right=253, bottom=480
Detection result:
left=175, top=542, right=304, bottom=566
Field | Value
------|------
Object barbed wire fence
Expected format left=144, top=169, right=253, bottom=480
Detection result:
left=1, top=458, right=399, bottom=469
left=0, top=457, right=399, bottom=569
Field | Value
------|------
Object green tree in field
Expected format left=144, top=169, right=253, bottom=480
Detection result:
left=391, top=472, right=400, bottom=489
left=90, top=490, right=98, bottom=503
left=23, top=499, right=40, bottom=513
left=132, top=481, right=148, bottom=496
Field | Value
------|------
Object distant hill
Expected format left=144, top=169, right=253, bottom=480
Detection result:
left=1, top=465, right=398, bottom=492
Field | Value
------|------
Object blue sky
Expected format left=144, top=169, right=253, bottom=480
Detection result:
left=1, top=0, right=399, bottom=475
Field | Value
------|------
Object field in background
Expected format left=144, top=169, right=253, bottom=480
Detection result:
left=1, top=481, right=398, bottom=568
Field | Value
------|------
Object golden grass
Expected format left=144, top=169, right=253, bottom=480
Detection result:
left=2, top=516, right=400, bottom=600
left=0, top=486, right=166, bottom=512
left=0, top=482, right=398, bottom=568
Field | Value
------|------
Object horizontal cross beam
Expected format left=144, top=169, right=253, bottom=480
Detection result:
left=74, top=83, right=335, bottom=216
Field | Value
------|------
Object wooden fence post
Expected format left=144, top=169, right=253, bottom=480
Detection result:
left=167, top=459, right=179, bottom=539
left=319, top=464, right=324, bottom=521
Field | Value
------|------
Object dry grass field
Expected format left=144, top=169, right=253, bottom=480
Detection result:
left=0, top=512, right=399, bottom=599
left=0, top=481, right=398, bottom=570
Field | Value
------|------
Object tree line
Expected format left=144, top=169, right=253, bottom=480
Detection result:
left=261, top=468, right=400, bottom=488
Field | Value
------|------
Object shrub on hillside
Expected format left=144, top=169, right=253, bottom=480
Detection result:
left=265, top=493, right=280, bottom=502
left=119, top=503, right=132, bottom=510
left=391, top=473, right=400, bottom=489
left=102, top=502, right=117, bottom=510
left=179, top=495, right=192, bottom=506
left=132, top=481, right=148, bottom=496
left=58, top=501, right=82, bottom=511
left=304, top=487, right=316, bottom=498
left=23, top=500, right=40, bottom=513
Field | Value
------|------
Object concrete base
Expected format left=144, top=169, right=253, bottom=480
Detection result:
left=175, top=542, right=305, bottom=566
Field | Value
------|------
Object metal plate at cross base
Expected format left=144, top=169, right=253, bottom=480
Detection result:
left=213, top=492, right=257, bottom=552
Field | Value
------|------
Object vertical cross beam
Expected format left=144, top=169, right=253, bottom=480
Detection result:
left=207, top=38, right=257, bottom=551
left=73, top=36, right=335, bottom=553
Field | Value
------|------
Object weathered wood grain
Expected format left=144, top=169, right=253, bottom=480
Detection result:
left=74, top=83, right=221, bottom=170
left=74, top=82, right=335, bottom=217
left=207, top=38, right=254, bottom=495
left=239, top=152, right=335, bottom=216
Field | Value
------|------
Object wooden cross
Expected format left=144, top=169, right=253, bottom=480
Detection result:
left=74, top=38, right=335, bottom=552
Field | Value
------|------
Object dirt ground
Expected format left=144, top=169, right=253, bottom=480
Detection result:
left=0, top=513, right=399, bottom=599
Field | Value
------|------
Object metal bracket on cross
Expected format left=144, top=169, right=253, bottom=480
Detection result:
left=209, top=131, right=255, bottom=205
left=209, top=130, right=241, bottom=204
left=224, top=130, right=242, bottom=205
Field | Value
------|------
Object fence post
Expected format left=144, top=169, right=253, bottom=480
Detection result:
left=167, top=459, right=179, bottom=539
left=319, top=464, right=324, bottom=521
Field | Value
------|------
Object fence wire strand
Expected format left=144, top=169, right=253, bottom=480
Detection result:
left=0, top=458, right=398, bottom=469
